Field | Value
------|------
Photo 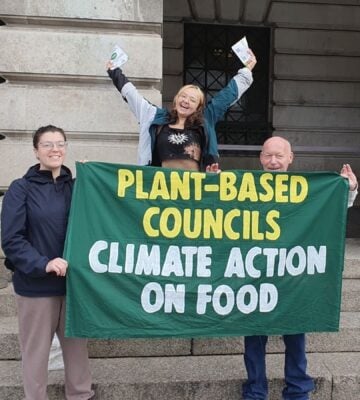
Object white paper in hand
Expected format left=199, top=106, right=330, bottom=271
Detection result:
left=231, top=37, right=250, bottom=65
left=110, top=45, right=128, bottom=69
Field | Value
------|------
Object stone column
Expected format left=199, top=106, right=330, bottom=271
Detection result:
left=0, top=194, right=9, bottom=288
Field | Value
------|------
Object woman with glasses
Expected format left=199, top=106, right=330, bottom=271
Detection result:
left=1, top=125, right=94, bottom=400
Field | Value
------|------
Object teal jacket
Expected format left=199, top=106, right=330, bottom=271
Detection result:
left=108, top=67, right=253, bottom=169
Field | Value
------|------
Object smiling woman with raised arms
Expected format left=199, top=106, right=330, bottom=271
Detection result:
left=107, top=48, right=256, bottom=172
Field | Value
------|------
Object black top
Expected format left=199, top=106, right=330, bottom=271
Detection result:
left=153, top=125, right=204, bottom=165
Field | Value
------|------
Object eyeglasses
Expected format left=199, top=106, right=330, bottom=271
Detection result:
left=38, top=141, right=68, bottom=150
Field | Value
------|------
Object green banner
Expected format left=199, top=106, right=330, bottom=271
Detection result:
left=64, top=162, right=349, bottom=338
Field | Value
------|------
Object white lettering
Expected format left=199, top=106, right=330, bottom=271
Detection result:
left=89, top=240, right=108, bottom=273
left=141, top=282, right=164, bottom=313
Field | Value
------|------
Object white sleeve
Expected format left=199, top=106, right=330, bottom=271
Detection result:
left=348, top=188, right=358, bottom=208
left=121, top=82, right=157, bottom=126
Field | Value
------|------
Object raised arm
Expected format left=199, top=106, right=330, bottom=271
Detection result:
left=204, top=49, right=256, bottom=124
left=340, top=163, right=358, bottom=207
left=341, top=164, right=358, bottom=191
left=107, top=63, right=157, bottom=126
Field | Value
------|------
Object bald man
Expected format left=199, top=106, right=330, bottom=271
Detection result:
left=242, top=136, right=358, bottom=400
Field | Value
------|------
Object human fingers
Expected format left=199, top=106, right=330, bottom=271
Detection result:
left=247, top=48, right=255, bottom=58
left=46, top=261, right=61, bottom=276
left=46, top=258, right=68, bottom=276
left=340, top=164, right=350, bottom=175
left=57, top=258, right=68, bottom=276
left=246, top=51, right=257, bottom=71
left=345, top=164, right=353, bottom=173
left=340, top=164, right=355, bottom=179
left=206, top=163, right=217, bottom=172
left=207, top=163, right=221, bottom=174
left=340, top=164, right=358, bottom=190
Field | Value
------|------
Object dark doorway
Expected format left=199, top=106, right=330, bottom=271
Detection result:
left=184, top=23, right=272, bottom=146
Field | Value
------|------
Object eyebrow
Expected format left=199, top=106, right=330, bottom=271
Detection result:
left=180, top=93, right=198, bottom=100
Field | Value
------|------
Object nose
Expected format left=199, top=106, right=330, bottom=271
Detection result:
left=270, top=155, right=278, bottom=163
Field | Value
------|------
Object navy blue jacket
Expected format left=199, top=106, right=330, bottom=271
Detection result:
left=1, top=164, right=73, bottom=297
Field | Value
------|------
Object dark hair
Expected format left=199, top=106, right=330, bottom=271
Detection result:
left=32, top=125, right=66, bottom=149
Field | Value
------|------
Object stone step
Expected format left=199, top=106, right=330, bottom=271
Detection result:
left=342, top=279, right=360, bottom=311
left=0, top=284, right=16, bottom=317
left=0, top=352, right=359, bottom=400
left=193, top=311, right=360, bottom=356
left=343, top=238, right=360, bottom=278
left=1, top=312, right=359, bottom=360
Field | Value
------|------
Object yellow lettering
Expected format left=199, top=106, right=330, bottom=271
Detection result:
left=259, top=173, right=274, bottom=202
left=243, top=210, right=251, bottom=239
left=290, top=176, right=308, bottom=203
left=238, top=173, right=258, bottom=202
left=219, top=172, right=237, bottom=201
left=224, top=209, right=241, bottom=240
left=203, top=209, right=224, bottom=239
left=183, top=208, right=202, bottom=239
left=159, top=208, right=182, bottom=238
left=275, top=175, right=289, bottom=203
left=135, top=170, right=148, bottom=199
left=251, top=211, right=264, bottom=240
left=149, top=171, right=170, bottom=200
left=117, top=169, right=135, bottom=198
left=143, top=207, right=160, bottom=237
left=265, top=210, right=281, bottom=240
left=170, top=171, right=191, bottom=200
left=190, top=172, right=206, bottom=200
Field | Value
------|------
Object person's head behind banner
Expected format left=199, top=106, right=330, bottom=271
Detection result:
left=260, top=136, right=294, bottom=172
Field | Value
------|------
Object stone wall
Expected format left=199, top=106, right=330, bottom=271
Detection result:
left=2, top=1, right=360, bottom=178
left=0, top=0, right=163, bottom=188
left=1, top=0, right=360, bottom=212
left=163, top=0, right=360, bottom=173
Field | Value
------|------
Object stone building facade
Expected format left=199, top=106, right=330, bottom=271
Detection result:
left=1, top=1, right=360, bottom=190
left=0, top=0, right=163, bottom=189
left=0, top=3, right=360, bottom=398
left=163, top=0, right=360, bottom=172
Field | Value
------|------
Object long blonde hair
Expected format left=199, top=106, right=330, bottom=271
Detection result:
left=170, top=84, right=205, bottom=126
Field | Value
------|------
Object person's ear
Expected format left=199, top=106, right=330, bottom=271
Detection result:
left=289, top=151, right=294, bottom=164
left=33, top=148, right=39, bottom=160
